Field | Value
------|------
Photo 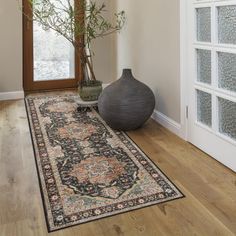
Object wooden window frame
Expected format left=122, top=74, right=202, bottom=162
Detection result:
left=22, top=0, right=82, bottom=92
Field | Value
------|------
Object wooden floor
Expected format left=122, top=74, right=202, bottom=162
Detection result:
left=0, top=99, right=236, bottom=236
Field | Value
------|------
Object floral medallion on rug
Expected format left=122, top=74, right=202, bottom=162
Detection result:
left=25, top=94, right=184, bottom=232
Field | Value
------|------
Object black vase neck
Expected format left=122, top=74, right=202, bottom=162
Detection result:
left=122, top=69, right=133, bottom=79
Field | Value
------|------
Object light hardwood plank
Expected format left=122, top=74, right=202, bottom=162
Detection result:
left=0, top=99, right=235, bottom=236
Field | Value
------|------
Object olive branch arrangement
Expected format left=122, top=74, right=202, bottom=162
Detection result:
left=23, top=0, right=126, bottom=84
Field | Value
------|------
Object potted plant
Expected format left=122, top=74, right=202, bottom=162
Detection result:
left=23, top=0, right=125, bottom=101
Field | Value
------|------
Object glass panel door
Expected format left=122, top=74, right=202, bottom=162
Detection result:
left=187, top=0, right=236, bottom=172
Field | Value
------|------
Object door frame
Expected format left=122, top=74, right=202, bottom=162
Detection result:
left=22, top=0, right=82, bottom=92
left=179, top=0, right=189, bottom=141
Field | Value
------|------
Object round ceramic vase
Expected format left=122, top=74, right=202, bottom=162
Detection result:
left=98, top=69, right=155, bottom=131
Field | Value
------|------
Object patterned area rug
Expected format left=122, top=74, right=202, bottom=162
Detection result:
left=25, top=94, right=184, bottom=232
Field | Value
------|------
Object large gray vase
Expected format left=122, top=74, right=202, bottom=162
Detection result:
left=98, top=69, right=155, bottom=131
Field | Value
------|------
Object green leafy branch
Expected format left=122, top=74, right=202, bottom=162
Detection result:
left=23, top=0, right=126, bottom=82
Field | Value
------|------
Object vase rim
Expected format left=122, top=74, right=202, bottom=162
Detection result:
left=123, top=68, right=132, bottom=71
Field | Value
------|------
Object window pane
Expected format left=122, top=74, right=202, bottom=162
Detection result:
left=197, top=49, right=211, bottom=84
left=33, top=1, right=75, bottom=81
left=218, top=97, right=236, bottom=141
left=218, top=52, right=236, bottom=93
left=218, top=5, right=236, bottom=45
left=196, top=8, right=211, bottom=42
left=197, top=90, right=212, bottom=127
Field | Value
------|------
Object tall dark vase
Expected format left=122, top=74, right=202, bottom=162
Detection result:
left=98, top=69, right=156, bottom=131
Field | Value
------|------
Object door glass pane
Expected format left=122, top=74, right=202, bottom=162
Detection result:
left=218, top=97, right=236, bottom=141
left=197, top=90, right=212, bottom=127
left=196, top=8, right=211, bottom=42
left=33, top=2, right=75, bottom=81
left=197, top=49, right=211, bottom=84
left=218, top=5, right=236, bottom=45
left=218, top=52, right=236, bottom=93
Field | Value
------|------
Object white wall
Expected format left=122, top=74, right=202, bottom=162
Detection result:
left=116, top=0, right=181, bottom=123
left=0, top=1, right=23, bottom=92
left=92, top=34, right=116, bottom=83
left=91, top=0, right=117, bottom=84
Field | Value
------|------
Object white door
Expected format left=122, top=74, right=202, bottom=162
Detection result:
left=187, top=0, right=236, bottom=172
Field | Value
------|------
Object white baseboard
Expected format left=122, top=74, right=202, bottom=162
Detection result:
left=0, top=91, right=24, bottom=101
left=152, top=110, right=184, bottom=138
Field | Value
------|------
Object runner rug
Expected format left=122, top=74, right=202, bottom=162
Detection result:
left=25, top=94, right=184, bottom=232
